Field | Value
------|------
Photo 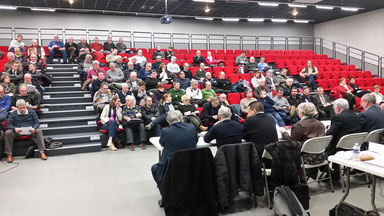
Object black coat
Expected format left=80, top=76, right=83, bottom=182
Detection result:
left=193, top=56, right=205, bottom=66
left=204, top=119, right=242, bottom=149
left=201, top=102, right=220, bottom=122
left=141, top=105, right=161, bottom=124
left=326, top=109, right=362, bottom=155
left=359, top=105, right=384, bottom=132
left=160, top=148, right=218, bottom=216
left=215, top=143, right=264, bottom=208
left=242, top=113, right=278, bottom=156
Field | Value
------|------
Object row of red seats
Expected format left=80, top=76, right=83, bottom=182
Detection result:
left=318, top=71, right=372, bottom=79
left=145, top=48, right=314, bottom=56
left=276, top=59, right=343, bottom=68
left=317, top=78, right=384, bottom=91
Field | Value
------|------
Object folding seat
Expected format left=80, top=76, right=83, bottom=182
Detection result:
left=273, top=54, right=283, bottom=61
left=179, top=49, right=188, bottom=55
left=276, top=50, right=283, bottom=55
left=184, top=60, right=193, bottom=65
left=251, top=50, right=260, bottom=57
left=289, top=54, right=298, bottom=59
left=365, top=78, right=374, bottom=87
left=227, top=93, right=241, bottom=105
left=317, top=79, right=328, bottom=90
left=306, top=50, right=314, bottom=54
left=288, top=66, right=299, bottom=76
left=299, top=50, right=306, bottom=55
left=297, top=54, right=305, bottom=59
left=326, top=59, right=334, bottom=65
left=190, top=67, right=199, bottom=76
left=173, top=49, right=178, bottom=54
left=381, top=78, right=384, bottom=86
left=148, top=48, right=156, bottom=54
left=347, top=71, right=356, bottom=78
left=139, top=48, right=148, bottom=54
left=225, top=54, right=234, bottom=60
left=215, top=54, right=225, bottom=60
left=234, top=50, right=242, bottom=56
left=322, top=72, right=331, bottom=80
left=334, top=59, right=341, bottom=65
left=364, top=71, right=372, bottom=78
left=293, top=59, right=301, bottom=65
left=355, top=78, right=365, bottom=87
left=240, top=73, right=251, bottom=83
left=328, top=79, right=338, bottom=89
left=200, top=50, right=207, bottom=56
left=330, top=71, right=340, bottom=79
left=316, top=65, right=324, bottom=71
left=264, top=55, right=273, bottom=63
left=275, top=60, right=285, bottom=68
left=244, top=50, right=251, bottom=57
left=175, top=60, right=182, bottom=66
left=339, top=71, right=348, bottom=79
left=355, top=98, right=362, bottom=111
left=217, top=49, right=225, bottom=54
left=228, top=74, right=240, bottom=83
left=320, top=54, right=328, bottom=59
left=301, top=59, right=308, bottom=65
left=224, top=60, right=234, bottom=67
left=332, top=65, right=341, bottom=71
left=324, top=65, right=333, bottom=72
left=339, top=65, right=348, bottom=71
left=305, top=54, right=313, bottom=60
left=283, top=50, right=291, bottom=55
left=185, top=54, right=194, bottom=61
left=239, top=92, right=245, bottom=99
left=291, top=50, right=299, bottom=55
left=260, top=50, right=268, bottom=55
left=355, top=71, right=364, bottom=78
left=205, top=67, right=212, bottom=73
left=347, top=65, right=356, bottom=71
left=312, top=54, right=320, bottom=59
left=226, top=50, right=234, bottom=55
left=213, top=67, right=223, bottom=76
left=174, top=54, right=183, bottom=60
left=285, top=59, right=294, bottom=66
left=373, top=78, right=382, bottom=86
left=208, top=49, right=216, bottom=55
left=224, top=66, right=235, bottom=74
left=311, top=59, right=319, bottom=66
left=189, top=49, right=197, bottom=55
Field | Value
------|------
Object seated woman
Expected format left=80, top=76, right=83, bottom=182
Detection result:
left=251, top=71, right=265, bottom=89
left=202, top=81, right=216, bottom=100
left=348, top=77, right=370, bottom=97
left=204, top=51, right=223, bottom=66
left=1, top=74, right=16, bottom=97
left=122, top=95, right=147, bottom=151
left=372, top=85, right=384, bottom=105
left=300, top=60, right=318, bottom=90
left=336, top=78, right=357, bottom=110
left=100, top=96, right=122, bottom=151
left=257, top=90, right=285, bottom=127
left=149, top=83, right=166, bottom=104
left=158, top=63, right=176, bottom=84
left=239, top=89, right=257, bottom=115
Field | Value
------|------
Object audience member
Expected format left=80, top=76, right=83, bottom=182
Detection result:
left=78, top=54, right=94, bottom=85
left=126, top=71, right=142, bottom=91
left=130, top=56, right=142, bottom=71
left=194, top=63, right=207, bottom=82
left=150, top=83, right=165, bottom=104
left=138, top=62, right=152, bottom=80
left=177, top=95, right=198, bottom=116
left=359, top=93, right=384, bottom=132
left=205, top=51, right=222, bottom=66
left=265, top=69, right=280, bottom=91
left=100, top=96, right=122, bottom=151
left=48, top=34, right=66, bottom=64
left=122, top=95, right=146, bottom=151
left=168, top=82, right=185, bottom=102
left=65, top=37, right=78, bottom=63
left=301, top=87, right=313, bottom=103
left=115, top=56, right=127, bottom=72
left=14, top=47, right=27, bottom=63
left=145, top=70, right=160, bottom=90
left=5, top=99, right=47, bottom=163
left=349, top=77, right=370, bottom=97
left=11, top=84, right=40, bottom=111
left=103, top=37, right=116, bottom=53
left=204, top=107, right=242, bottom=148
left=1, top=74, right=16, bottom=97
left=242, top=101, right=278, bottom=156
left=273, top=88, right=290, bottom=118
left=106, top=62, right=124, bottom=83
left=24, top=54, right=45, bottom=73
left=4, top=53, right=20, bottom=72
left=78, top=48, right=92, bottom=62
left=276, top=68, right=289, bottom=85
left=202, top=82, right=216, bottom=100
left=77, top=37, right=90, bottom=54
left=90, top=37, right=104, bottom=54
left=193, top=50, right=205, bottom=66
left=93, top=82, right=113, bottom=112
left=125, top=62, right=138, bottom=80
left=254, top=79, right=272, bottom=98
left=106, top=48, right=119, bottom=63
left=251, top=71, right=265, bottom=89
left=135, top=49, right=147, bottom=67
left=258, top=90, right=285, bottom=127
left=200, top=97, right=221, bottom=130
left=0, top=85, right=11, bottom=111
left=186, top=80, right=203, bottom=104
left=19, top=73, right=43, bottom=103
left=5, top=62, right=23, bottom=84
left=181, top=63, right=193, bottom=80
left=235, top=51, right=247, bottom=67
left=166, top=56, right=180, bottom=73
left=257, top=57, right=269, bottom=72
left=336, top=77, right=356, bottom=110
left=287, top=88, right=304, bottom=108
left=141, top=96, right=161, bottom=135
left=82, top=60, right=105, bottom=91
left=152, top=55, right=162, bottom=72
left=9, top=34, right=25, bottom=52
left=216, top=71, right=232, bottom=91
left=245, top=57, right=258, bottom=72
left=116, top=38, right=127, bottom=53
left=203, top=72, right=217, bottom=88
left=240, top=89, right=257, bottom=114
left=91, top=72, right=106, bottom=96
left=283, top=78, right=301, bottom=96
left=117, top=83, right=134, bottom=104
left=27, top=64, right=42, bottom=83
left=28, top=39, right=46, bottom=62
left=312, top=87, right=334, bottom=119
left=372, top=85, right=383, bottom=105
left=219, top=93, right=241, bottom=116
left=300, top=60, right=318, bottom=90
left=159, top=63, right=176, bottom=84
left=177, top=71, right=190, bottom=90
left=152, top=45, right=165, bottom=59
left=133, top=81, right=147, bottom=106
left=165, top=46, right=175, bottom=61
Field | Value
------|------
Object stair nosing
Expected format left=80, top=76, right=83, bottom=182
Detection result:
left=41, top=124, right=98, bottom=131
left=39, top=115, right=96, bottom=123
left=45, top=91, right=88, bottom=94
left=39, top=142, right=101, bottom=151
left=41, top=109, right=94, bottom=114
left=48, top=132, right=100, bottom=140
left=51, top=81, right=81, bottom=83
left=43, top=96, right=91, bottom=100
left=42, top=102, right=93, bottom=106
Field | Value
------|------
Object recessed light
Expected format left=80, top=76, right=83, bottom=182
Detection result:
left=288, top=4, right=307, bottom=8
left=292, top=9, right=298, bottom=16
left=204, top=7, right=210, bottom=13
left=271, top=18, right=287, bottom=23
left=196, top=17, right=214, bottom=21
left=247, top=18, right=264, bottom=22
left=341, top=7, right=359, bottom=11
left=258, top=2, right=279, bottom=7
left=316, top=5, right=334, bottom=10
left=31, top=7, right=56, bottom=12
left=294, top=20, right=309, bottom=23
left=193, top=0, right=215, bottom=3
left=69, top=0, right=74, bottom=4
left=0, top=5, right=17, bottom=10
left=222, top=18, right=240, bottom=22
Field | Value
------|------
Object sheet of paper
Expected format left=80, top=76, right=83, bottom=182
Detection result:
left=20, top=127, right=32, bottom=135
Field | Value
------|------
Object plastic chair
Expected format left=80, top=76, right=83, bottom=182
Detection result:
left=300, top=135, right=334, bottom=193
left=261, top=149, right=273, bottom=209
left=365, top=128, right=384, bottom=143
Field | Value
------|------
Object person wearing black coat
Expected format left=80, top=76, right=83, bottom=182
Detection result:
left=326, top=98, right=362, bottom=156
left=200, top=98, right=221, bottom=127
left=193, top=52, right=205, bottom=66
left=215, top=142, right=264, bottom=209
left=359, top=94, right=384, bottom=133
left=242, top=101, right=278, bottom=156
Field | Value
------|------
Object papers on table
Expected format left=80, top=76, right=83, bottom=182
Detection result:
left=20, top=127, right=32, bottom=135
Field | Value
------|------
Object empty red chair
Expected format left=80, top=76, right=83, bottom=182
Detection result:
left=324, top=65, right=333, bottom=72
left=251, top=50, right=260, bottom=57
left=224, top=60, right=234, bottom=67
left=285, top=59, right=294, bottom=66
left=373, top=78, right=382, bottom=86
left=283, top=50, right=291, bottom=55
left=348, top=65, right=356, bottom=71
left=190, top=67, right=199, bottom=76
left=226, top=50, right=234, bottom=55
left=217, top=49, right=225, bottom=54
left=334, top=59, right=341, bottom=65
left=332, top=65, right=340, bottom=71
left=326, top=59, right=334, bottom=65
left=216, top=54, right=225, bottom=60
left=179, top=49, right=188, bottom=54
left=347, top=71, right=356, bottom=78
left=318, top=59, right=326, bottom=65
left=189, top=49, right=197, bottom=55
left=339, top=71, right=348, bottom=79
left=317, top=79, right=328, bottom=89
left=364, top=71, right=372, bottom=78
left=312, top=54, right=320, bottom=59
left=228, top=74, right=240, bottom=83
left=293, top=60, right=301, bottom=65
left=322, top=72, right=331, bottom=80
left=355, top=78, right=365, bottom=87
left=320, top=54, right=328, bottom=59
left=365, top=78, right=374, bottom=87
left=240, top=73, right=251, bottom=83
left=340, top=65, right=348, bottom=71
left=330, top=71, right=340, bottom=79
left=328, top=79, right=338, bottom=89
left=291, top=50, right=299, bottom=55
left=355, top=98, right=362, bottom=112
left=224, top=67, right=235, bottom=74
left=356, top=71, right=364, bottom=78
left=227, top=93, right=241, bottom=105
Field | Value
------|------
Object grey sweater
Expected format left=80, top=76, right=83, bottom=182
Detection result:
left=106, top=68, right=124, bottom=83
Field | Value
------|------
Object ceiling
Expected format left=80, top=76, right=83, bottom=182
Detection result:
left=3, top=0, right=384, bottom=24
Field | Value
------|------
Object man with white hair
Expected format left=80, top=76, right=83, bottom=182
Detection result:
left=106, top=62, right=124, bottom=83
left=28, top=39, right=45, bottom=62
left=265, top=69, right=280, bottom=91
left=78, top=54, right=94, bottom=86
left=203, top=72, right=217, bottom=88
left=125, top=61, right=138, bottom=80
left=126, top=71, right=142, bottom=91
left=135, top=49, right=147, bottom=67
left=103, top=37, right=116, bottom=54
left=4, top=52, right=21, bottom=72
left=77, top=37, right=90, bottom=55
left=24, top=54, right=44, bottom=73
left=116, top=37, right=127, bottom=54
left=359, top=93, right=384, bottom=132
left=245, top=56, right=258, bottom=72
left=151, top=110, right=197, bottom=185
left=122, top=95, right=146, bottom=151
left=166, top=56, right=180, bottom=73
left=117, top=83, right=134, bottom=104
left=152, top=45, right=164, bottom=60
left=204, top=106, right=242, bottom=149
left=326, top=98, right=362, bottom=156
left=130, top=56, right=142, bottom=71
left=65, top=37, right=78, bottom=63
left=5, top=99, right=47, bottom=163
left=11, top=84, right=39, bottom=111
left=48, top=34, right=66, bottom=64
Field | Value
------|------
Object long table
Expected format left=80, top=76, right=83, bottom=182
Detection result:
left=328, top=152, right=384, bottom=215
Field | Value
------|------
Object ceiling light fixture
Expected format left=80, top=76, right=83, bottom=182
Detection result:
left=31, top=7, right=56, bottom=12
left=288, top=4, right=307, bottom=8
left=258, top=2, right=279, bottom=7
left=196, top=17, right=214, bottom=20
left=69, top=0, right=74, bottom=4
left=294, top=20, right=309, bottom=23
left=0, top=5, right=17, bottom=10
left=315, top=5, right=334, bottom=10
left=222, top=18, right=240, bottom=22
left=271, top=18, right=287, bottom=23
left=204, top=7, right=211, bottom=13
left=193, top=0, right=215, bottom=3
left=341, top=7, right=359, bottom=11
left=247, top=18, right=264, bottom=22
left=292, top=9, right=298, bottom=16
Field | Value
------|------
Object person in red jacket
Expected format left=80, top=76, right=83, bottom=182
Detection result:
left=336, top=77, right=357, bottom=110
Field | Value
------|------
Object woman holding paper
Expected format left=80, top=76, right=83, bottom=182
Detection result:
left=100, top=96, right=122, bottom=151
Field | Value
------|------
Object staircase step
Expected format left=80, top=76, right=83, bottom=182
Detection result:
left=39, top=115, right=97, bottom=127
left=51, top=76, right=80, bottom=81
left=42, top=124, right=99, bottom=136
left=43, top=96, right=91, bottom=104
left=51, top=80, right=81, bottom=86
left=46, top=71, right=78, bottom=76
left=45, top=86, right=82, bottom=92
left=34, top=142, right=102, bottom=157
left=47, top=132, right=101, bottom=145
left=42, top=102, right=93, bottom=111
left=45, top=91, right=89, bottom=97
left=47, top=64, right=77, bottom=68
left=40, top=109, right=96, bottom=118
left=46, top=68, right=77, bottom=72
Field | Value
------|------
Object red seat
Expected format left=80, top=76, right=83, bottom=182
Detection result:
left=347, top=71, right=356, bottom=78
left=334, top=59, right=341, bottom=65
left=224, top=67, right=235, bottom=74
left=339, top=71, right=348, bottom=79
left=226, top=50, right=234, bottom=55
left=240, top=73, right=251, bottom=83
left=190, top=67, right=199, bottom=76
left=340, top=65, right=348, bottom=71
left=330, top=71, right=340, bottom=79
left=217, top=49, right=225, bottom=54
left=208, top=49, right=216, bottom=55
left=227, top=93, right=241, bottom=105
left=373, top=78, right=382, bottom=86
left=196, top=107, right=203, bottom=116
left=364, top=78, right=374, bottom=87
left=328, top=79, right=338, bottom=89
left=228, top=74, right=240, bottom=83
left=355, top=78, right=365, bottom=87
left=317, top=79, right=328, bottom=90
left=356, top=71, right=364, bottom=78
left=179, top=49, right=188, bottom=54
left=364, top=71, right=372, bottom=78
left=15, top=135, right=32, bottom=140
left=348, top=65, right=356, bottom=71
left=355, top=98, right=362, bottom=112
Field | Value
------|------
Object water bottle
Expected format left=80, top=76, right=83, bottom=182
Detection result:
left=352, top=143, right=360, bottom=161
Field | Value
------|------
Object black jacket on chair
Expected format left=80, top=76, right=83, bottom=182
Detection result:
left=215, top=143, right=264, bottom=209
left=160, top=148, right=218, bottom=216
left=359, top=105, right=384, bottom=133
left=326, top=109, right=362, bottom=155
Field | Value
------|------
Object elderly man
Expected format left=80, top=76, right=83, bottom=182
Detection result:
left=168, top=81, right=185, bottom=102
left=78, top=47, right=93, bottom=62
left=106, top=62, right=124, bottom=83
left=141, top=96, right=161, bottom=135
left=5, top=99, right=47, bottom=163
left=77, top=37, right=89, bottom=55
left=115, top=56, right=128, bottom=72
left=203, top=72, right=218, bottom=88
left=235, top=51, right=247, bottom=67
left=9, top=34, right=25, bottom=52
left=359, top=93, right=384, bottom=132
left=93, top=82, right=113, bottom=112
left=28, top=39, right=46, bottom=62
left=116, top=37, right=127, bottom=54
left=130, top=56, right=142, bottom=71
left=19, top=73, right=43, bottom=103
left=135, top=49, right=147, bottom=67
left=204, top=107, right=242, bottom=149
left=4, top=52, right=21, bottom=72
left=6, top=62, right=23, bottom=84
left=254, top=79, right=272, bottom=98
left=122, top=95, right=146, bottom=151
left=90, top=37, right=104, bottom=53
left=283, top=78, right=301, bottom=96
left=125, top=61, right=138, bottom=80
left=11, top=84, right=40, bottom=111
left=273, top=88, right=290, bottom=117
left=103, top=37, right=116, bottom=53
left=186, top=80, right=203, bottom=105
left=167, top=56, right=180, bottom=73
left=193, top=50, right=205, bottom=66
left=83, top=60, right=105, bottom=90
left=106, top=48, right=119, bottom=63
left=117, top=83, right=134, bottom=104
left=138, top=62, right=152, bottom=80
left=265, top=69, right=280, bottom=91
left=245, top=56, right=258, bottom=72
left=48, top=34, right=66, bottom=64
left=152, top=45, right=165, bottom=60
left=312, top=86, right=334, bottom=119
left=151, top=110, right=198, bottom=186
left=78, top=54, right=94, bottom=85
left=126, top=71, right=142, bottom=91
left=65, top=37, right=78, bottom=63
left=258, top=57, right=269, bottom=71
left=194, top=63, right=207, bottom=82
left=24, top=54, right=45, bottom=73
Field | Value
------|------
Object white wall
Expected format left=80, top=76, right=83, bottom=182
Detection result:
left=315, top=8, right=384, bottom=57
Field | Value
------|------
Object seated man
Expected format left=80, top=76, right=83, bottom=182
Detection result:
left=265, top=69, right=280, bottom=91
left=200, top=97, right=221, bottom=130
left=245, top=56, right=258, bottom=73
left=141, top=96, right=161, bottom=136
left=301, top=87, right=313, bottom=103
left=216, top=72, right=232, bottom=91
left=193, top=50, right=205, bottom=66
left=145, top=70, right=160, bottom=90
left=204, top=106, right=242, bottom=149
left=9, top=34, right=25, bottom=52
left=91, top=72, right=106, bottom=96
left=122, top=95, right=146, bottom=151
left=28, top=39, right=46, bottom=63
left=115, top=56, right=128, bottom=74
left=24, top=54, right=45, bottom=73
left=126, top=71, right=142, bottom=91
left=202, top=82, right=216, bottom=100
left=93, top=82, right=113, bottom=112
left=152, top=45, right=165, bottom=60
left=242, top=101, right=278, bottom=156
left=106, top=62, right=124, bottom=83
left=77, top=37, right=90, bottom=55
left=78, top=48, right=93, bottom=62
left=165, top=46, right=175, bottom=61
left=11, top=84, right=40, bottom=111
left=18, top=73, right=43, bottom=104
left=312, top=87, right=334, bottom=119
left=194, top=63, right=207, bottom=83
left=117, top=83, right=135, bottom=105
left=177, top=71, right=191, bottom=90
left=273, top=88, right=290, bottom=118
left=186, top=80, right=203, bottom=105
left=130, top=56, right=142, bottom=71
left=181, top=63, right=193, bottom=80
left=65, top=37, right=78, bottom=63
left=235, top=51, right=247, bottom=67
left=257, top=57, right=269, bottom=72
left=276, top=68, right=289, bottom=86
left=258, top=90, right=285, bottom=127
left=282, top=78, right=301, bottom=97
left=27, top=64, right=42, bottom=83
left=48, top=34, right=66, bottom=64
left=219, top=93, right=241, bottom=116
left=135, top=49, right=147, bottom=67
left=254, top=80, right=272, bottom=98
left=14, top=47, right=27, bottom=63
left=0, top=85, right=11, bottom=112
left=168, top=81, right=185, bottom=103
left=90, top=37, right=104, bottom=54
left=4, top=53, right=21, bottom=72
left=116, top=37, right=127, bottom=54
left=138, top=62, right=153, bottom=80
left=5, top=62, right=23, bottom=84
left=166, top=56, right=180, bottom=73
left=5, top=99, right=47, bottom=163
left=78, top=54, right=94, bottom=83
left=133, top=81, right=147, bottom=106
left=359, top=93, right=384, bottom=132
left=106, top=48, right=119, bottom=63
left=125, top=62, right=138, bottom=80
left=151, top=110, right=197, bottom=186
left=103, top=37, right=115, bottom=54
left=152, top=55, right=163, bottom=72
left=287, top=88, right=304, bottom=108
left=203, top=72, right=218, bottom=88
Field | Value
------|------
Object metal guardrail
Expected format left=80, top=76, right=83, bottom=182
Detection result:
left=0, top=27, right=382, bottom=77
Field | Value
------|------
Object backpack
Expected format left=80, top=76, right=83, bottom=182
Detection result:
left=273, top=186, right=309, bottom=216
left=329, top=202, right=379, bottom=216
left=44, top=137, right=63, bottom=149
